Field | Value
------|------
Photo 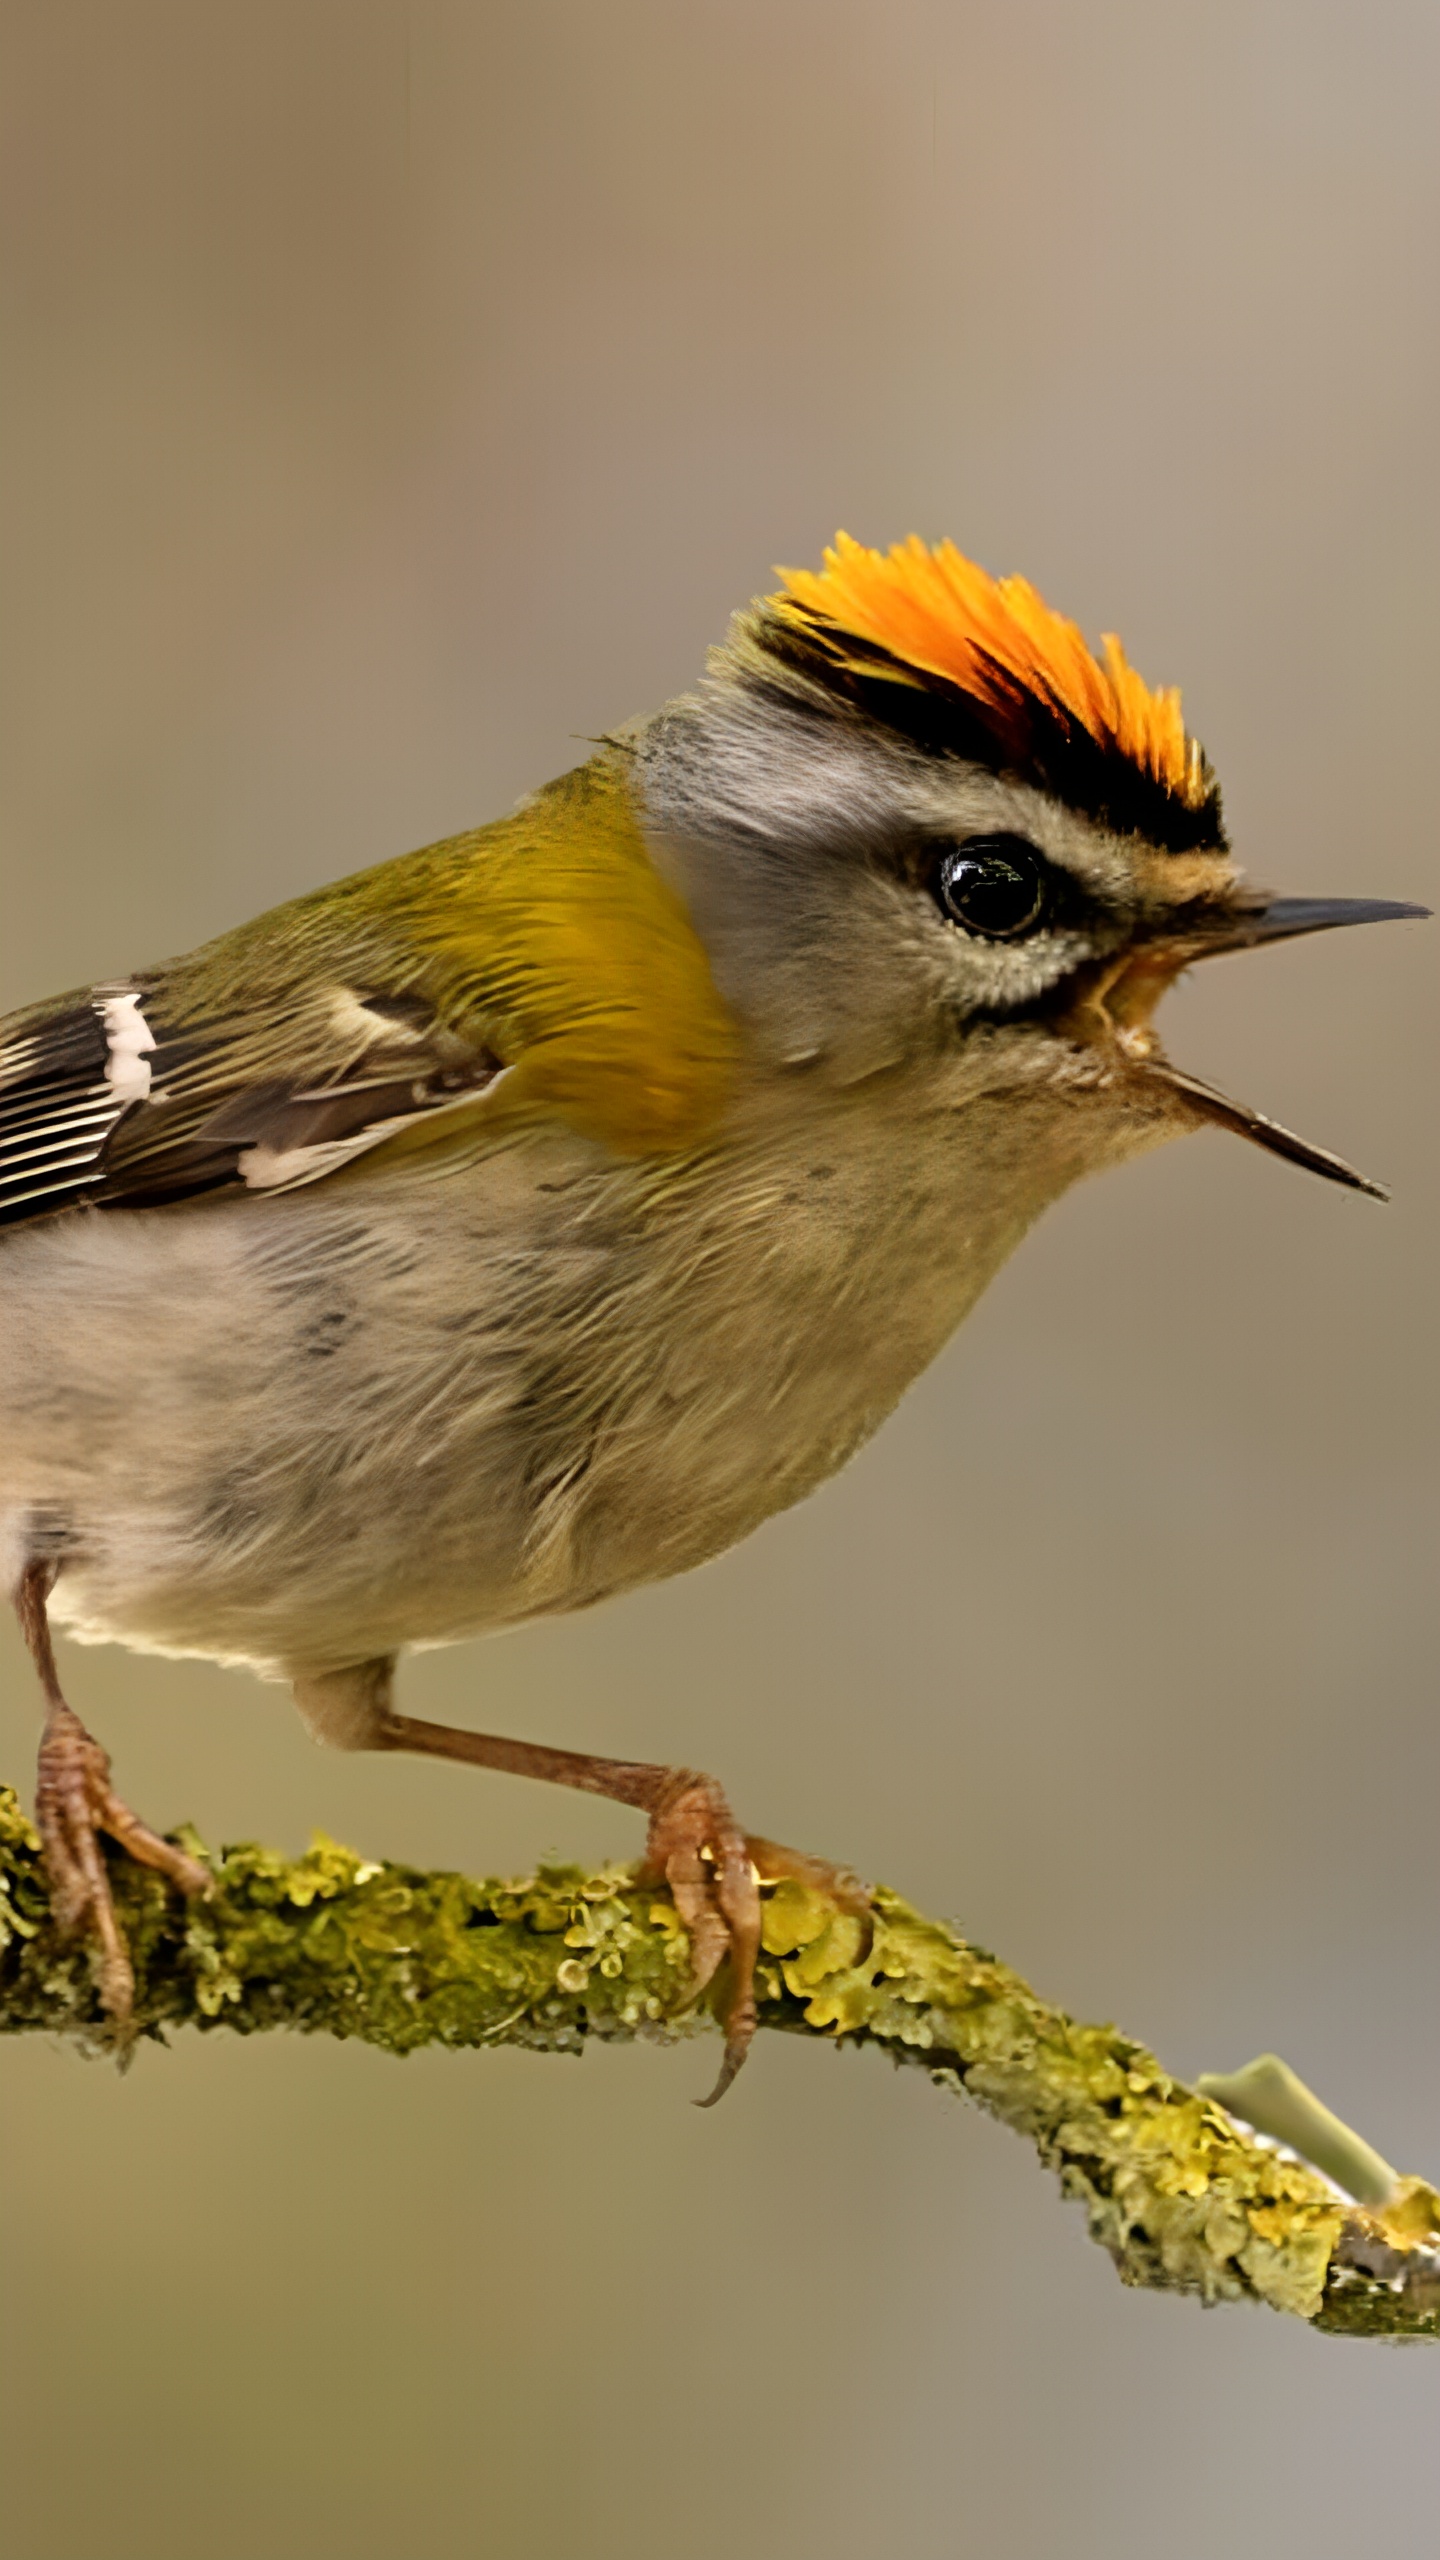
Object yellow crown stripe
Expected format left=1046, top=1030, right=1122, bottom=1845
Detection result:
left=773, top=533, right=1204, bottom=807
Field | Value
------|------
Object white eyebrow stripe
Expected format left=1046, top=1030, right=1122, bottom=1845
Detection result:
left=94, top=986, right=157, bottom=1105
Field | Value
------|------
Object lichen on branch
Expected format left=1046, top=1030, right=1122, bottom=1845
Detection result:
left=0, top=1785, right=1433, bottom=2339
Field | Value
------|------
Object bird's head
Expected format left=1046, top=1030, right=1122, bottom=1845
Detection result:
left=636, top=533, right=1424, bottom=1198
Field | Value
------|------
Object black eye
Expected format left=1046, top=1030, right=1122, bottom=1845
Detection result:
left=934, top=835, right=1048, bottom=940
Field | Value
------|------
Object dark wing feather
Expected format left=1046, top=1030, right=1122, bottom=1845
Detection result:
left=0, top=977, right=504, bottom=1230
left=0, top=1002, right=128, bottom=1223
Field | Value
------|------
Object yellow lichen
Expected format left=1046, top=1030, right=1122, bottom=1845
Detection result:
left=0, top=1787, right=1432, bottom=2339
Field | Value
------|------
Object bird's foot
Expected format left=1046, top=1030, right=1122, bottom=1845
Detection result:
left=34, top=1698, right=210, bottom=2022
left=301, top=1685, right=871, bottom=2105
left=638, top=1769, right=871, bottom=2106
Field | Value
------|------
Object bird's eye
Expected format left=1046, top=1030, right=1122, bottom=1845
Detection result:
left=934, top=836, right=1048, bottom=940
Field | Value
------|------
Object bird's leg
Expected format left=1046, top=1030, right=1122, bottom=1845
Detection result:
left=292, top=1659, right=870, bottom=2101
left=15, top=1561, right=209, bottom=2021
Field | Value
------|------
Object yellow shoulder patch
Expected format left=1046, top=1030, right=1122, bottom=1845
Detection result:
left=395, top=756, right=739, bottom=1157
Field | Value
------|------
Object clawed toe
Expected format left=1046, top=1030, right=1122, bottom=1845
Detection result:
left=639, top=1769, right=761, bottom=2102
left=639, top=1771, right=871, bottom=2105
left=34, top=1698, right=209, bottom=2022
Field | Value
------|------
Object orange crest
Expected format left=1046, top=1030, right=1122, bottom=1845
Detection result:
left=772, top=532, right=1210, bottom=811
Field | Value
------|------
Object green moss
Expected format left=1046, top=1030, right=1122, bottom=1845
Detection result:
left=1, top=1786, right=1433, bottom=2339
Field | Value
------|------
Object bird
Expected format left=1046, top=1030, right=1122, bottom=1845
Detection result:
left=0, top=531, right=1425, bottom=2096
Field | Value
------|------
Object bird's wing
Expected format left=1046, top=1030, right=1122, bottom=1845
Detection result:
left=1, top=761, right=740, bottom=1232
left=0, top=968, right=506, bottom=1227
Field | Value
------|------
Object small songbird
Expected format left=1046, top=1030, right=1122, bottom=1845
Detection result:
left=0, top=534, right=1424, bottom=2093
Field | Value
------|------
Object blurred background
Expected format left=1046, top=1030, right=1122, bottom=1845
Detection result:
left=1, top=4, right=1436, bottom=2554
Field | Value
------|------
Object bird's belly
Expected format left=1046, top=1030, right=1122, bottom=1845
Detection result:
left=0, top=1179, right=551, bottom=1670
left=0, top=1094, right=1084, bottom=1675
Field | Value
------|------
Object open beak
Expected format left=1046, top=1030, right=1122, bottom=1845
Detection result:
left=1102, top=893, right=1429, bottom=1202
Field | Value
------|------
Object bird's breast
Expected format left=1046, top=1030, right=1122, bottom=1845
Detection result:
left=511, top=1075, right=1109, bottom=1609
left=3, top=1066, right=1149, bottom=1669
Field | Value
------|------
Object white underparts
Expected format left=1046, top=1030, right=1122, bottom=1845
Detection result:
left=95, top=986, right=156, bottom=1105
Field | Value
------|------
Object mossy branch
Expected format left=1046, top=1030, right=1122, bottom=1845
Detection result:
left=0, top=1784, right=1433, bottom=2339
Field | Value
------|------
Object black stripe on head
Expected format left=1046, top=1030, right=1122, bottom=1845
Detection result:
left=747, top=607, right=1228, bottom=856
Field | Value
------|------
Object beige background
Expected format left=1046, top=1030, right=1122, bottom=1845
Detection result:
left=2, top=5, right=1436, bottom=2555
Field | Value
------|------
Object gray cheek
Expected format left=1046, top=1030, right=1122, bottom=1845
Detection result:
left=708, top=857, right=931, bottom=1081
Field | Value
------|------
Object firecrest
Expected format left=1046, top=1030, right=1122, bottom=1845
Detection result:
left=0, top=534, right=1424, bottom=2092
